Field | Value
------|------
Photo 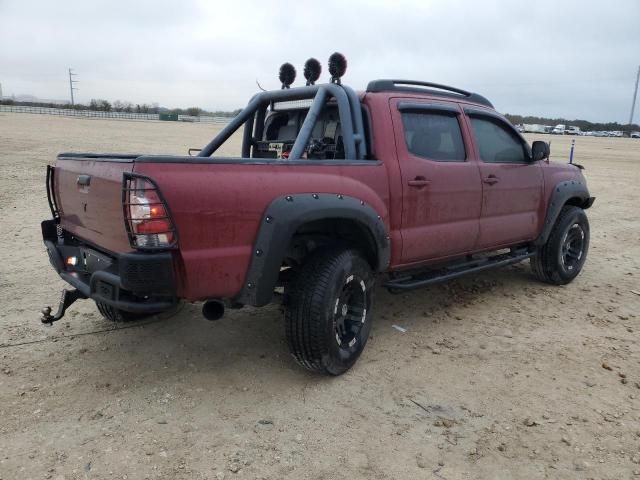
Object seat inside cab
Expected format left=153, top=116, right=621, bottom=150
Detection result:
left=253, top=106, right=344, bottom=160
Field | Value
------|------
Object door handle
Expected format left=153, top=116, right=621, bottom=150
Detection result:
left=483, top=174, right=499, bottom=185
left=77, top=175, right=91, bottom=186
left=408, top=177, right=431, bottom=188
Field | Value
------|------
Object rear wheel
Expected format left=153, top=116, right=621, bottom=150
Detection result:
left=285, top=249, right=375, bottom=375
left=531, top=205, right=590, bottom=285
left=95, top=301, right=169, bottom=322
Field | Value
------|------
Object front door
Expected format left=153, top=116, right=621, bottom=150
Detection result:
left=465, top=112, right=543, bottom=249
left=390, top=99, right=483, bottom=265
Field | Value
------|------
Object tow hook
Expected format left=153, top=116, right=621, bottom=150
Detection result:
left=40, top=289, right=87, bottom=325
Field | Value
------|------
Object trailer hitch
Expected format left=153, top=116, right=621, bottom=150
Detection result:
left=40, top=289, right=87, bottom=325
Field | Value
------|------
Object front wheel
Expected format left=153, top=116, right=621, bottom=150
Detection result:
left=285, top=249, right=375, bottom=375
left=531, top=205, right=590, bottom=285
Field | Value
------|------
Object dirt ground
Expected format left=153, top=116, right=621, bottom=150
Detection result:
left=1, top=112, right=639, bottom=480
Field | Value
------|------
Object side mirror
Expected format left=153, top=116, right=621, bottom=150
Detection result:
left=531, top=140, right=550, bottom=161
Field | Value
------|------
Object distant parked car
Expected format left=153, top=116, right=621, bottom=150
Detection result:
left=565, top=126, right=581, bottom=135
left=523, top=123, right=548, bottom=134
left=552, top=124, right=566, bottom=135
left=631, top=131, right=640, bottom=138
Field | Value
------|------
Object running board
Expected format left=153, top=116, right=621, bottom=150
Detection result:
left=384, top=250, right=535, bottom=291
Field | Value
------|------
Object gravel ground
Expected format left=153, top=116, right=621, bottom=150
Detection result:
left=0, top=113, right=639, bottom=480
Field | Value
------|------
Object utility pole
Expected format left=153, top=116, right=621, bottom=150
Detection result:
left=629, top=65, right=640, bottom=128
left=68, top=68, right=79, bottom=105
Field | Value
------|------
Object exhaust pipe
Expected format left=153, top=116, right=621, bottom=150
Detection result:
left=202, top=300, right=225, bottom=321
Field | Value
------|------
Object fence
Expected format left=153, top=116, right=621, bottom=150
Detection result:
left=0, top=104, right=232, bottom=124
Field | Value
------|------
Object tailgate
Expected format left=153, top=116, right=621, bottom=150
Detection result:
left=53, top=154, right=137, bottom=254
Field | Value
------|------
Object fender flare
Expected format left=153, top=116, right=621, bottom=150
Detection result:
left=534, top=180, right=595, bottom=246
left=235, top=193, right=390, bottom=306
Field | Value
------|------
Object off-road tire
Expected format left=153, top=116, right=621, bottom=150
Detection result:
left=285, top=249, right=375, bottom=375
left=95, top=301, right=160, bottom=322
left=531, top=205, right=590, bottom=285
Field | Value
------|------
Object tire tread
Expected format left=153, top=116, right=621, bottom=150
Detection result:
left=285, top=249, right=367, bottom=374
left=531, top=205, right=588, bottom=285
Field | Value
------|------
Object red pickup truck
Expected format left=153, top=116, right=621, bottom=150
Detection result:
left=41, top=56, right=594, bottom=375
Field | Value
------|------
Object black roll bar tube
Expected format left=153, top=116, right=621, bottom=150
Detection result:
left=341, top=85, right=365, bottom=159
left=287, top=87, right=328, bottom=160
left=198, top=83, right=365, bottom=160
left=199, top=93, right=263, bottom=157
left=240, top=112, right=255, bottom=158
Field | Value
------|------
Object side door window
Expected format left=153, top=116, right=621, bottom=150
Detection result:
left=469, top=116, right=527, bottom=163
left=401, top=109, right=466, bottom=162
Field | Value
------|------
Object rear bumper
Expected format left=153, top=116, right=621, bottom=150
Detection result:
left=42, top=220, right=177, bottom=313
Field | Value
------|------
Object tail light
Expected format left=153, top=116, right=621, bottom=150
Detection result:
left=123, top=174, right=177, bottom=249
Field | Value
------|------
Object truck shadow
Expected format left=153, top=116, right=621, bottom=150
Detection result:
left=38, top=262, right=545, bottom=392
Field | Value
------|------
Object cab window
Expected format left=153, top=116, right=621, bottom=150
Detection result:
left=401, top=111, right=466, bottom=162
left=470, top=117, right=527, bottom=163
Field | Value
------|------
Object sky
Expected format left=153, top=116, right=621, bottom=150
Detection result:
left=1, top=0, right=639, bottom=123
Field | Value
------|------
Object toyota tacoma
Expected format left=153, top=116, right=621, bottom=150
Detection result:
left=41, top=54, right=595, bottom=375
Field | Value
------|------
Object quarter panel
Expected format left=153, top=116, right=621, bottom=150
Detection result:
left=132, top=162, right=390, bottom=301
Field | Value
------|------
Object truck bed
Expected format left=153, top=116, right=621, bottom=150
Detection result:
left=51, top=153, right=390, bottom=302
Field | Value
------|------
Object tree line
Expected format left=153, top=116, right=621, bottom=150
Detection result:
left=0, top=98, right=242, bottom=117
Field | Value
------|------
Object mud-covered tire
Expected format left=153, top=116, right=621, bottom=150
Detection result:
left=95, top=301, right=160, bottom=322
left=531, top=205, right=590, bottom=285
left=285, top=249, right=375, bottom=375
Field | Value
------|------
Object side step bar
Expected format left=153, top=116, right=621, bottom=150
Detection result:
left=384, top=250, right=535, bottom=292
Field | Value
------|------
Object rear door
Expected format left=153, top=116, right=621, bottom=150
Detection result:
left=464, top=110, right=543, bottom=249
left=390, top=98, right=482, bottom=265
left=54, top=155, right=136, bottom=253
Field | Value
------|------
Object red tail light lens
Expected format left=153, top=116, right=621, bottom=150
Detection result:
left=123, top=175, right=177, bottom=249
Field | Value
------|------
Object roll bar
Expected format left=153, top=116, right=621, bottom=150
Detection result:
left=198, top=83, right=366, bottom=160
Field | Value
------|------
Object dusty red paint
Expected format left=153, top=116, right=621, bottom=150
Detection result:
left=133, top=161, right=390, bottom=299
left=55, top=160, right=133, bottom=253
left=54, top=89, right=588, bottom=302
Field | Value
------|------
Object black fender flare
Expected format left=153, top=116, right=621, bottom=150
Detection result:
left=235, top=193, right=390, bottom=306
left=534, top=180, right=595, bottom=247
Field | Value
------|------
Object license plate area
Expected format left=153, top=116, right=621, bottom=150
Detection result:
left=95, top=280, right=115, bottom=300
left=80, top=247, right=113, bottom=273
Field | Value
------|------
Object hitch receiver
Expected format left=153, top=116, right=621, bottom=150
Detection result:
left=41, top=289, right=87, bottom=325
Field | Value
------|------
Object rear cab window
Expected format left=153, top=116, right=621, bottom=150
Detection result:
left=255, top=102, right=373, bottom=160
left=259, top=106, right=345, bottom=160
left=399, top=104, right=466, bottom=162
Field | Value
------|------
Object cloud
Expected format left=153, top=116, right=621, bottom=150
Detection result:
left=1, top=0, right=638, bottom=121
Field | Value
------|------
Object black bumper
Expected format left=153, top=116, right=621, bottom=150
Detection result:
left=42, top=220, right=177, bottom=313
